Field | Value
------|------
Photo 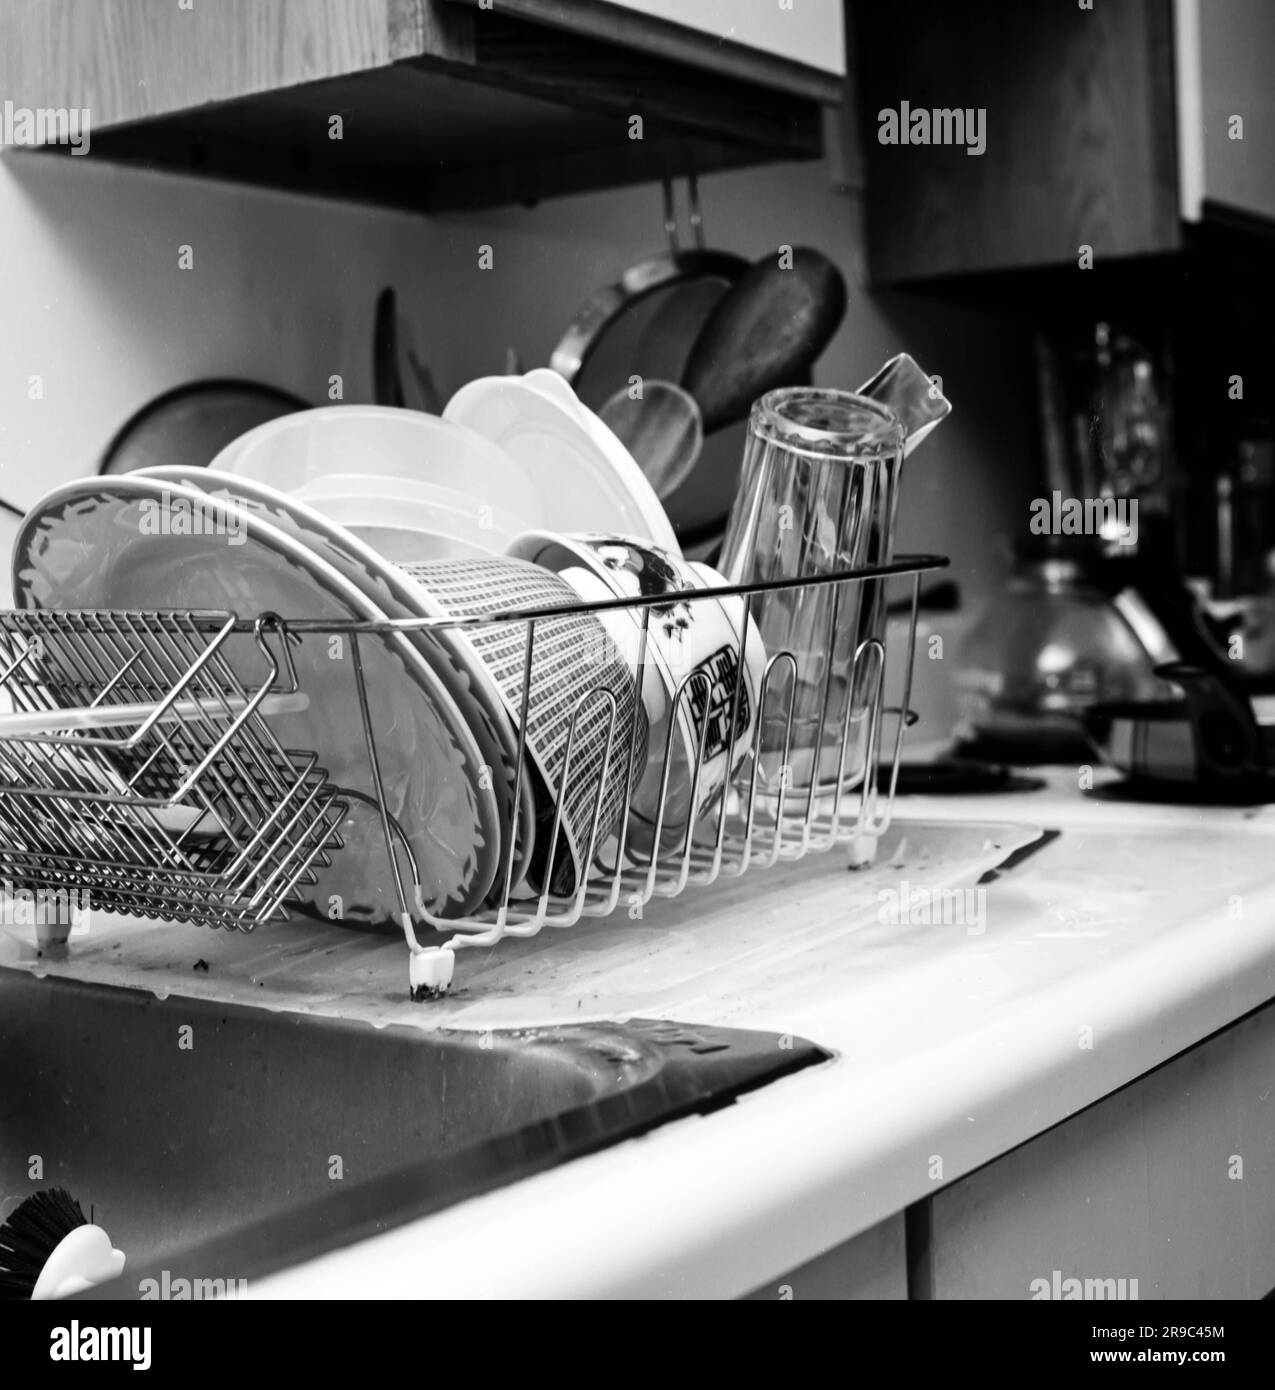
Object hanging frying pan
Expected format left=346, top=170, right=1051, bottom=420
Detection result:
left=550, top=176, right=748, bottom=545
left=551, top=176, right=749, bottom=398
left=99, top=378, right=308, bottom=475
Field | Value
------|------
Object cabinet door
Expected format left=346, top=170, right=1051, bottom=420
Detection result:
left=859, top=0, right=1181, bottom=282
left=920, top=1003, right=1275, bottom=1300
left=744, top=1213, right=908, bottom=1301
left=1175, top=0, right=1275, bottom=222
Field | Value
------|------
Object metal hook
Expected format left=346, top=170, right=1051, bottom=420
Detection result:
left=251, top=612, right=301, bottom=696
left=662, top=176, right=679, bottom=252
left=661, top=173, right=705, bottom=254
left=687, top=172, right=704, bottom=249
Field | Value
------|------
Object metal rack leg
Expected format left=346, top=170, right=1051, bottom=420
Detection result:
left=349, top=631, right=454, bottom=1001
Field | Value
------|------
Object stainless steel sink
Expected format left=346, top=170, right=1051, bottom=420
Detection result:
left=0, top=968, right=827, bottom=1295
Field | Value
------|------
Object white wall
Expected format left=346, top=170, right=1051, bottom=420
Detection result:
left=0, top=147, right=1038, bottom=611
left=0, top=152, right=451, bottom=602
left=1175, top=0, right=1275, bottom=221
left=601, top=0, right=845, bottom=75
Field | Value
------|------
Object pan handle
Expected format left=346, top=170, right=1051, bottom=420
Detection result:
left=1154, top=661, right=1264, bottom=780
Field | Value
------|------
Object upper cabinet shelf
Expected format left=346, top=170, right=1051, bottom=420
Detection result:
left=855, top=0, right=1275, bottom=287
left=0, top=0, right=845, bottom=213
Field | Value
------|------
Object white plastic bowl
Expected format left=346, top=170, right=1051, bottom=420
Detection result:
left=294, top=473, right=525, bottom=553
left=209, top=405, right=543, bottom=536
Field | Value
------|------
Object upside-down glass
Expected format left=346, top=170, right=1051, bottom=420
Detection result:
left=718, top=388, right=906, bottom=804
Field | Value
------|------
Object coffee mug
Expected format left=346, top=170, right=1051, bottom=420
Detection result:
left=507, top=531, right=765, bottom=853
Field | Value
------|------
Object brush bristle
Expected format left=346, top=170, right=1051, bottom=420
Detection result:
left=0, top=1188, right=88, bottom=1300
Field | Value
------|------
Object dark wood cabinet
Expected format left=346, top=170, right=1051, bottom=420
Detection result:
left=855, top=0, right=1274, bottom=286
left=856, top=0, right=1179, bottom=284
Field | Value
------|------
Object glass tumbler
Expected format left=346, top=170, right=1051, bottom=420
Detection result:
left=718, top=388, right=905, bottom=804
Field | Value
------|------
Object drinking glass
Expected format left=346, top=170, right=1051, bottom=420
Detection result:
left=718, top=388, right=905, bottom=803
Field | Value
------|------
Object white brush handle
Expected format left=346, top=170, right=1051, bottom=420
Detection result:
left=0, top=691, right=308, bottom=739
left=31, top=1223, right=126, bottom=1300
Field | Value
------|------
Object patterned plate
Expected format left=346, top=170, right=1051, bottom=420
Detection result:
left=506, top=533, right=765, bottom=857
left=13, top=476, right=501, bottom=922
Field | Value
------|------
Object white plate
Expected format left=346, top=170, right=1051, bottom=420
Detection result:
left=209, top=404, right=544, bottom=537
left=13, top=475, right=502, bottom=923
left=137, top=466, right=538, bottom=901
left=444, top=374, right=681, bottom=555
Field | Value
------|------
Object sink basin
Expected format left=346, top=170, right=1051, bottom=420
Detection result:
left=0, top=967, right=827, bottom=1295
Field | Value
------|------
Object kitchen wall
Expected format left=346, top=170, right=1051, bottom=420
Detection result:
left=0, top=153, right=442, bottom=597
left=0, top=143, right=1039, bottom=618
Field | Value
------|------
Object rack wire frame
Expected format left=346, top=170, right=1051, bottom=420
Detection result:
left=288, top=554, right=947, bottom=965
left=0, top=553, right=945, bottom=993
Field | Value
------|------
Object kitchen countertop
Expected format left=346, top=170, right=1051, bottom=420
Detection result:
left=6, top=768, right=1275, bottom=1297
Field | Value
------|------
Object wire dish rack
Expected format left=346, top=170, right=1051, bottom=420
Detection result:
left=0, top=555, right=945, bottom=998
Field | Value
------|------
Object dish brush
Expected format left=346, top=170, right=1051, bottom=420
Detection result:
left=0, top=1188, right=126, bottom=1300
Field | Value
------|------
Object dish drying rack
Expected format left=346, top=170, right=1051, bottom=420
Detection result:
left=0, top=556, right=945, bottom=999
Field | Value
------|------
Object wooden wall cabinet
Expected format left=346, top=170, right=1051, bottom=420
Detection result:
left=856, top=0, right=1274, bottom=286
left=0, top=0, right=839, bottom=213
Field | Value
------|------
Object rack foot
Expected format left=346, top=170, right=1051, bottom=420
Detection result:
left=408, top=945, right=455, bottom=1001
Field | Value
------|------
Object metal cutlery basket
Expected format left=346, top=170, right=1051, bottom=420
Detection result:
left=0, top=555, right=944, bottom=998
left=0, top=610, right=347, bottom=931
